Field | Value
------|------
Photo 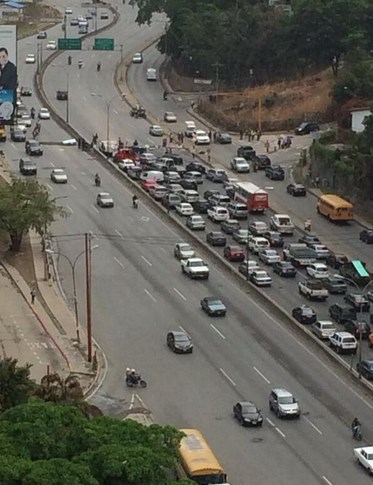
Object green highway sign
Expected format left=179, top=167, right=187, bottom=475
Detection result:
left=58, top=38, right=82, bottom=50
left=94, top=38, right=114, bottom=50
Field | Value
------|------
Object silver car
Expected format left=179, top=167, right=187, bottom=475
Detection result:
left=186, top=215, right=206, bottom=231
left=149, top=125, right=163, bottom=136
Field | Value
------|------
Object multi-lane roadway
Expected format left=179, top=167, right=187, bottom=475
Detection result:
left=6, top=2, right=373, bottom=484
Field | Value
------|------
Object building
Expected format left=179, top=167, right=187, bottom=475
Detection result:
left=350, top=107, right=371, bottom=133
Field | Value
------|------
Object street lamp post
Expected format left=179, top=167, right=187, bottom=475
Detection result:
left=51, top=65, right=70, bottom=123
left=91, top=93, right=126, bottom=150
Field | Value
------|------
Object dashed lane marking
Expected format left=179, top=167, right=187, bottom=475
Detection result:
left=144, top=289, right=157, bottom=303
left=173, top=287, right=187, bottom=301
left=219, top=368, right=236, bottom=386
left=304, top=416, right=323, bottom=435
left=141, top=255, right=152, bottom=267
left=115, top=229, right=124, bottom=238
left=114, top=257, right=125, bottom=269
left=210, top=324, right=226, bottom=340
left=253, top=366, right=271, bottom=384
left=90, top=203, right=100, bottom=214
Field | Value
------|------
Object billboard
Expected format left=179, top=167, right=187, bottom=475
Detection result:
left=0, top=25, right=17, bottom=125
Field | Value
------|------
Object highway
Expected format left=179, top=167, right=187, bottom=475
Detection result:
left=6, top=2, right=373, bottom=484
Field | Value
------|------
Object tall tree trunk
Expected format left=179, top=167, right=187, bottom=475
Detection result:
left=9, top=231, right=23, bottom=252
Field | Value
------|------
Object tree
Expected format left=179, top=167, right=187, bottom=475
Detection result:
left=0, top=358, right=37, bottom=412
left=0, top=177, right=67, bottom=252
left=0, top=399, right=188, bottom=484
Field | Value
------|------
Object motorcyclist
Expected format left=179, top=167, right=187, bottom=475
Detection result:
left=132, top=194, right=138, bottom=208
left=97, top=61, right=101, bottom=72
left=130, top=369, right=139, bottom=385
left=78, top=60, right=83, bottom=69
left=133, top=139, right=139, bottom=147
left=94, top=173, right=101, bottom=187
left=304, top=218, right=311, bottom=232
left=30, top=107, right=35, bottom=119
left=163, top=90, right=168, bottom=100
left=352, top=417, right=361, bottom=439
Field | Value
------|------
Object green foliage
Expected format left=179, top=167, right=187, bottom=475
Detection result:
left=0, top=358, right=37, bottom=412
left=0, top=177, right=67, bottom=251
left=334, top=54, right=373, bottom=102
left=0, top=400, right=185, bottom=484
left=318, top=130, right=337, bottom=145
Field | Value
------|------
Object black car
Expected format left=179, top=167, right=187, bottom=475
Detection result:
left=292, top=305, right=317, bottom=324
left=298, top=234, right=321, bottom=246
left=206, top=231, right=227, bottom=247
left=322, top=276, right=347, bottom=294
left=265, top=165, right=285, bottom=180
left=344, top=293, right=370, bottom=312
left=203, top=189, right=220, bottom=201
left=11, top=129, right=26, bottom=142
left=329, top=303, right=356, bottom=323
left=359, top=229, right=373, bottom=244
left=263, top=231, right=284, bottom=248
left=344, top=320, right=371, bottom=340
left=192, top=198, right=209, bottom=214
left=237, top=145, right=256, bottom=161
left=20, top=86, right=32, bottom=96
left=286, top=183, right=306, bottom=196
left=356, top=360, right=373, bottom=379
left=185, top=161, right=206, bottom=174
left=179, top=178, right=198, bottom=190
left=273, top=261, right=296, bottom=277
left=36, top=31, right=47, bottom=39
left=25, top=139, right=43, bottom=156
left=326, top=252, right=349, bottom=269
left=215, top=132, right=232, bottom=144
left=200, top=297, right=226, bottom=317
left=221, top=219, right=240, bottom=235
left=295, top=122, right=319, bottom=135
left=56, top=90, right=68, bottom=100
left=233, top=401, right=263, bottom=427
left=255, top=154, right=271, bottom=169
left=166, top=331, right=193, bottom=354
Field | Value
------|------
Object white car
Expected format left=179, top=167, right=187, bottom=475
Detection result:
left=193, top=129, right=210, bottom=145
left=306, top=263, right=329, bottom=279
left=249, top=221, right=268, bottom=235
left=149, top=125, right=163, bottom=136
left=207, top=206, right=230, bottom=222
left=186, top=215, right=206, bottom=230
left=65, top=7, right=73, bottom=14
left=250, top=270, right=272, bottom=287
left=20, top=115, right=32, bottom=127
left=239, top=259, right=260, bottom=277
left=164, top=111, right=177, bottom=123
left=50, top=168, right=68, bottom=183
left=231, top=157, right=250, bottom=173
left=46, top=41, right=57, bottom=50
left=118, top=159, right=136, bottom=171
left=248, top=237, right=270, bottom=254
left=354, top=446, right=373, bottom=475
left=25, top=54, right=36, bottom=64
left=174, top=242, right=195, bottom=260
left=175, top=202, right=194, bottom=216
left=258, top=249, right=281, bottom=265
left=38, top=108, right=50, bottom=120
left=180, top=189, right=199, bottom=203
left=132, top=52, right=143, bottom=63
left=97, top=192, right=114, bottom=208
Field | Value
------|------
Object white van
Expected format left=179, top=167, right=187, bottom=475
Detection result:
left=184, top=121, right=196, bottom=138
left=140, top=170, right=164, bottom=183
left=146, top=68, right=157, bottom=81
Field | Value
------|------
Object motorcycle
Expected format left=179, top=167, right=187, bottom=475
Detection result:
left=352, top=424, right=362, bottom=441
left=126, top=376, right=147, bottom=388
left=94, top=176, right=101, bottom=187
left=132, top=198, right=138, bottom=209
left=78, top=60, right=83, bottom=69
left=97, top=62, right=101, bottom=72
left=130, top=106, right=146, bottom=119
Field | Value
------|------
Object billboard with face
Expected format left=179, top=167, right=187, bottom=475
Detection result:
left=0, top=25, right=17, bottom=125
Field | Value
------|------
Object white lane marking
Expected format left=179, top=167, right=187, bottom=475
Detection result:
left=115, top=229, right=124, bottom=238
left=113, top=109, right=118, bottom=114
left=178, top=324, right=187, bottom=333
left=90, top=203, right=100, bottom=213
left=219, top=368, right=236, bottom=386
left=50, top=161, right=55, bottom=167
left=66, top=204, right=74, bottom=214
left=144, top=289, right=157, bottom=302
left=275, top=427, right=286, bottom=438
left=210, top=324, right=226, bottom=340
left=129, top=392, right=135, bottom=410
left=10, top=142, right=15, bottom=148
left=135, top=393, right=147, bottom=407
left=141, top=216, right=150, bottom=222
left=114, top=257, right=124, bottom=269
left=322, top=477, right=334, bottom=485
left=253, top=366, right=271, bottom=384
left=304, top=416, right=323, bottom=435
left=70, top=184, right=78, bottom=190
left=141, top=255, right=152, bottom=267
left=46, top=183, right=53, bottom=191
left=148, top=138, right=155, bottom=145
left=266, top=417, right=275, bottom=427
left=160, top=247, right=167, bottom=254
left=173, top=287, right=187, bottom=301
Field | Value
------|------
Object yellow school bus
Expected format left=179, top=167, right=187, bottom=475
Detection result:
left=317, top=194, right=354, bottom=222
left=178, top=429, right=228, bottom=484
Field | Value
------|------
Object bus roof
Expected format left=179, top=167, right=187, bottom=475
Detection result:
left=319, top=194, right=353, bottom=208
left=179, top=429, right=224, bottom=476
left=235, top=181, right=267, bottom=194
left=352, top=260, right=369, bottom=278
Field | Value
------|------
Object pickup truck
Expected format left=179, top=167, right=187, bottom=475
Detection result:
left=298, top=280, right=329, bottom=301
left=270, top=214, right=294, bottom=235
left=181, top=258, right=209, bottom=279
left=283, top=243, right=316, bottom=267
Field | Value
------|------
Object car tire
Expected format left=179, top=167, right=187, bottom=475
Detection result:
left=336, top=346, right=341, bottom=354
left=276, top=408, right=281, bottom=418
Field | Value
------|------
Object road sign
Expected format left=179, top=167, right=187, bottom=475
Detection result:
left=94, top=38, right=114, bottom=50
left=58, top=38, right=82, bottom=50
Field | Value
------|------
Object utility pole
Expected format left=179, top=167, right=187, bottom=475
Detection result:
left=85, top=233, right=93, bottom=362
left=211, top=62, right=224, bottom=100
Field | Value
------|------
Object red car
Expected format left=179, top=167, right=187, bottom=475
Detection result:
left=224, top=245, right=245, bottom=262
left=141, top=179, right=157, bottom=192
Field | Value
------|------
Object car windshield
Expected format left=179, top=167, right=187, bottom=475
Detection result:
left=190, top=261, right=203, bottom=267
left=302, top=308, right=314, bottom=315
left=344, top=337, right=356, bottom=343
left=242, top=405, right=257, bottom=414
left=322, top=323, right=335, bottom=329
left=209, top=300, right=223, bottom=306
left=175, top=334, right=190, bottom=342
left=278, top=396, right=294, bottom=405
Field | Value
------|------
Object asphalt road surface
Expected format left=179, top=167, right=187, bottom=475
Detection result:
left=6, top=2, right=373, bottom=484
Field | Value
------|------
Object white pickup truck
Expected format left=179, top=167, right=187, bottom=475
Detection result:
left=270, top=214, right=294, bottom=235
left=298, top=280, right=329, bottom=301
left=181, top=258, right=209, bottom=280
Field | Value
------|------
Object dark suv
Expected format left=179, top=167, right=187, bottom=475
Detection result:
left=237, top=145, right=256, bottom=161
left=265, top=165, right=285, bottom=180
left=295, top=122, right=319, bottom=135
left=192, top=198, right=209, bottom=214
left=329, top=303, right=356, bottom=323
left=25, top=139, right=43, bottom=156
left=255, top=154, right=271, bottom=169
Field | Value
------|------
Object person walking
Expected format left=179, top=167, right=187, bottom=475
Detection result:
left=251, top=129, right=256, bottom=141
left=257, top=130, right=261, bottom=141
left=169, top=133, right=173, bottom=144
left=304, top=218, right=311, bottom=232
left=239, top=129, right=243, bottom=140
left=206, top=148, right=211, bottom=164
left=180, top=132, right=184, bottom=145
left=30, top=288, right=36, bottom=305
left=191, top=146, right=196, bottom=159
left=264, top=139, right=270, bottom=153
left=247, top=129, right=252, bottom=141
left=277, top=136, right=282, bottom=149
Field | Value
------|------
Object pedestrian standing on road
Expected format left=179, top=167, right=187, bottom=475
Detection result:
left=257, top=130, right=261, bottom=141
left=162, top=138, right=167, bottom=148
left=208, top=130, right=212, bottom=140
left=277, top=136, right=282, bottom=149
left=315, top=175, right=320, bottom=187
left=169, top=133, right=173, bottom=144
left=180, top=132, right=184, bottom=145
left=265, top=139, right=270, bottom=153
left=239, top=129, right=243, bottom=140
left=304, top=218, right=312, bottom=232
left=247, top=129, right=251, bottom=141
left=251, top=129, right=256, bottom=141
left=30, top=288, right=36, bottom=305
left=206, top=148, right=211, bottom=164
left=191, top=146, right=196, bottom=159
